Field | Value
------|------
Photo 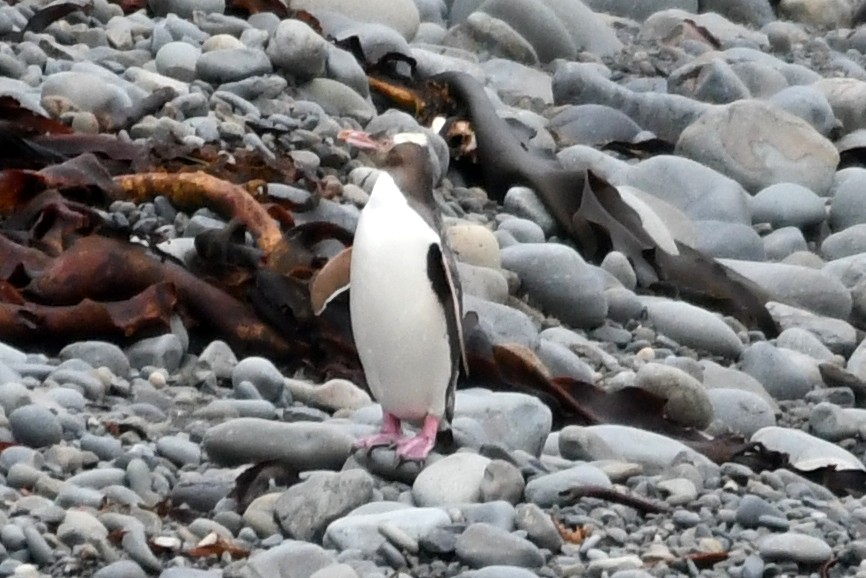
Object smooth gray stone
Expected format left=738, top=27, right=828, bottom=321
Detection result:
left=830, top=168, right=866, bottom=231
left=325, top=44, right=369, bottom=97
left=196, top=48, right=272, bottom=84
left=538, top=0, right=622, bottom=56
left=48, top=367, right=105, bottom=400
left=57, top=510, right=108, bottom=546
left=59, top=341, right=129, bottom=377
left=203, top=418, right=353, bottom=468
left=768, top=84, right=838, bottom=136
left=154, top=41, right=200, bottom=82
left=159, top=568, right=221, bottom=578
left=736, top=493, right=786, bottom=528
left=634, top=363, right=713, bottom=428
left=707, top=388, right=776, bottom=438
left=480, top=459, right=525, bottom=504
left=763, top=226, right=807, bottom=261
left=0, top=382, right=30, bottom=415
left=524, top=464, right=611, bottom=507
left=67, top=468, right=126, bottom=489
left=457, top=263, right=509, bottom=304
left=9, top=405, right=62, bottom=448
left=171, top=471, right=233, bottom=512
left=126, top=334, right=184, bottom=372
left=809, top=402, right=866, bottom=441
left=582, top=0, right=697, bottom=20
left=324, top=504, right=450, bottom=554
left=640, top=297, right=744, bottom=358
left=503, top=186, right=557, bottom=235
left=455, top=389, right=551, bottom=455
left=94, top=560, right=148, bottom=578
left=275, top=469, right=375, bottom=542
left=600, top=251, right=637, bottom=290
left=750, top=182, right=826, bottom=228
left=156, top=435, right=201, bottom=466
left=640, top=11, right=769, bottom=49
left=413, top=453, right=490, bottom=506
left=477, top=0, right=576, bottom=62
left=623, top=156, right=751, bottom=224
left=231, top=356, right=286, bottom=404
left=516, top=502, right=562, bottom=551
left=482, top=59, right=552, bottom=102
left=79, top=433, right=123, bottom=461
left=536, top=339, right=594, bottom=382
left=41, top=71, right=133, bottom=129
left=148, top=0, right=224, bottom=18
left=266, top=19, right=328, bottom=78
left=776, top=327, right=835, bottom=361
left=293, top=0, right=421, bottom=40
left=703, top=0, right=775, bottom=27
left=719, top=259, right=852, bottom=319
left=553, top=62, right=710, bottom=142
left=822, top=224, right=866, bottom=260
left=500, top=243, right=607, bottom=328
left=121, top=527, right=162, bottom=573
left=297, top=78, right=375, bottom=124
left=455, top=523, right=544, bottom=568
left=694, top=220, right=764, bottom=260
left=445, top=13, right=539, bottom=67
left=458, top=500, right=516, bottom=530
left=766, top=301, right=856, bottom=356
left=581, top=424, right=716, bottom=472
left=464, top=295, right=539, bottom=348
left=461, top=567, right=541, bottom=578
left=752, top=425, right=865, bottom=471
left=758, top=532, right=832, bottom=564
left=740, top=341, right=822, bottom=400
left=668, top=57, right=751, bottom=104
left=676, top=100, right=838, bottom=194
left=813, top=77, right=866, bottom=134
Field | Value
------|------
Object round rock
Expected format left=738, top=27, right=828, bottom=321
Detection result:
left=413, top=453, right=491, bottom=506
left=500, top=243, right=607, bottom=328
left=675, top=100, right=839, bottom=194
left=634, top=363, right=713, bottom=429
left=455, top=522, right=544, bottom=568
left=10, top=405, right=62, bottom=448
left=758, top=532, right=832, bottom=564
left=750, top=183, right=826, bottom=228
left=266, top=19, right=328, bottom=78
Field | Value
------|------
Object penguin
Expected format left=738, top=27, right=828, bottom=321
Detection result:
left=334, top=130, right=467, bottom=461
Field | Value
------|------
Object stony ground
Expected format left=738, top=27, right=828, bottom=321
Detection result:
left=4, top=1, right=866, bottom=578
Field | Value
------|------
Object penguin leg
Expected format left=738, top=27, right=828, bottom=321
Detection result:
left=354, top=412, right=403, bottom=450
left=395, top=415, right=439, bottom=461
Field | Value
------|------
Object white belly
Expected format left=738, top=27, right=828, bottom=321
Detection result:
left=349, top=183, right=452, bottom=420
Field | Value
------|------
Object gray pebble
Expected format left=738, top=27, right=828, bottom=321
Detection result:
left=267, top=19, right=328, bottom=78
left=9, top=405, right=62, bottom=448
left=203, top=418, right=353, bottom=469
left=524, top=464, right=611, bottom=507
left=126, top=334, right=184, bottom=372
left=196, top=48, right=272, bottom=84
left=501, top=243, right=607, bottom=328
left=758, top=532, right=832, bottom=564
left=275, top=469, right=374, bottom=542
left=455, top=522, right=544, bottom=568
left=232, top=356, right=286, bottom=404
left=59, top=341, right=130, bottom=377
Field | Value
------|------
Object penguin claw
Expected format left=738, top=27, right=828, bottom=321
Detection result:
left=353, top=433, right=402, bottom=451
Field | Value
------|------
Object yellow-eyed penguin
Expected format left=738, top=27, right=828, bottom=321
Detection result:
left=339, top=129, right=467, bottom=461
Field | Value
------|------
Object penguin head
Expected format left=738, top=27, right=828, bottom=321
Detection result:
left=340, top=130, right=438, bottom=201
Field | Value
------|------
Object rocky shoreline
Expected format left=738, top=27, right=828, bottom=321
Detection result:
left=3, top=1, right=866, bottom=578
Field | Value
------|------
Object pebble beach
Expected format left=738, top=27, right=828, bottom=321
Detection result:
left=4, top=0, right=866, bottom=577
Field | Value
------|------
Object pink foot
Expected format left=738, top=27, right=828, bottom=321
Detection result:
left=395, top=415, right=439, bottom=462
left=355, top=412, right=402, bottom=450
